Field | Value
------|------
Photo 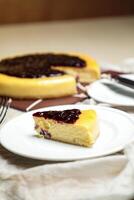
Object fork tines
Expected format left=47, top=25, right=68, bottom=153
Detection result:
left=0, top=96, right=12, bottom=124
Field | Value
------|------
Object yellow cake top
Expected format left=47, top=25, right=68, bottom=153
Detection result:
left=76, top=110, right=97, bottom=128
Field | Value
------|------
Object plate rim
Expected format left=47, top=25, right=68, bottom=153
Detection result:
left=0, top=104, right=134, bottom=161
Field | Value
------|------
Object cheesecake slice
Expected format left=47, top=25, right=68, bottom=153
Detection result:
left=33, top=109, right=99, bottom=147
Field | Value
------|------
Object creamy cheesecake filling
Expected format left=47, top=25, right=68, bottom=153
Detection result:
left=0, top=53, right=86, bottom=78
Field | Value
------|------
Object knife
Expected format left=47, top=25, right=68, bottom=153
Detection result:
left=114, top=76, right=134, bottom=89
left=101, top=70, right=134, bottom=90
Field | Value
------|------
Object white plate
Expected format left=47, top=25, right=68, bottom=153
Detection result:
left=87, top=79, right=134, bottom=106
left=0, top=104, right=134, bottom=161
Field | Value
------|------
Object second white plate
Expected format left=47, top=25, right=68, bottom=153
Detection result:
left=0, top=104, right=134, bottom=161
left=87, top=79, right=134, bottom=106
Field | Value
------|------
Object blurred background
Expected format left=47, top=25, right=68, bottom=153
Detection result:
left=0, top=0, right=134, bottom=24
left=0, top=0, right=134, bottom=64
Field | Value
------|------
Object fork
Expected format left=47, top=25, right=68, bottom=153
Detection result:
left=0, top=96, right=12, bottom=124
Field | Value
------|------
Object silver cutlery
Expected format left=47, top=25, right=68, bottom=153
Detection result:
left=0, top=96, right=12, bottom=124
left=101, top=71, right=134, bottom=90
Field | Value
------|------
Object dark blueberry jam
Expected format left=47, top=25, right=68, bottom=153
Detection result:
left=40, top=128, right=51, bottom=139
left=33, top=109, right=81, bottom=124
left=0, top=53, right=86, bottom=78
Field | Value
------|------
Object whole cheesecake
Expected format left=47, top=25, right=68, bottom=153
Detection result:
left=0, top=53, right=100, bottom=99
left=33, top=109, right=99, bottom=147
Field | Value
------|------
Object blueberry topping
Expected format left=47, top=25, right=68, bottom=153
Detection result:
left=0, top=53, right=86, bottom=78
left=33, top=109, right=81, bottom=124
left=40, top=128, right=51, bottom=139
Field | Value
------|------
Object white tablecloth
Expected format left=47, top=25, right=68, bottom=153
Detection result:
left=0, top=146, right=133, bottom=200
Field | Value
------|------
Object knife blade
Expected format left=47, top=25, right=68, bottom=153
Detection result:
left=115, top=76, right=134, bottom=89
left=101, top=71, right=134, bottom=90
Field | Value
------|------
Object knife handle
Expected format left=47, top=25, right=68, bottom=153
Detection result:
left=116, top=76, right=134, bottom=89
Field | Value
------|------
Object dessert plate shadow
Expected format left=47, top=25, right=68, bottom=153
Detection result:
left=0, top=104, right=134, bottom=161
